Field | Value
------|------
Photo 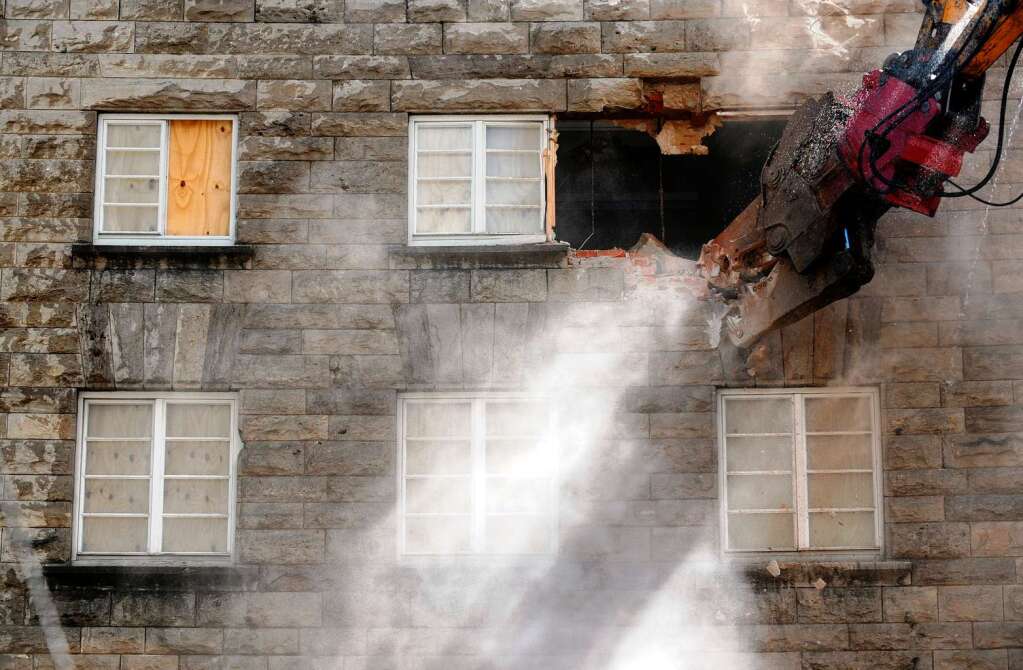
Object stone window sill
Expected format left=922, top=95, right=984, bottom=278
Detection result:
left=72, top=244, right=255, bottom=259
left=729, top=559, right=913, bottom=587
left=390, top=242, right=570, bottom=270
left=42, top=564, right=260, bottom=592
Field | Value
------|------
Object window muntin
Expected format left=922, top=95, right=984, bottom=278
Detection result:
left=719, top=388, right=882, bottom=554
left=398, top=394, right=556, bottom=555
left=74, top=393, right=239, bottom=562
left=409, top=116, right=548, bottom=246
left=95, top=114, right=238, bottom=246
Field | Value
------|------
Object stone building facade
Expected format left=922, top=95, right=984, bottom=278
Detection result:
left=1, top=0, right=1023, bottom=669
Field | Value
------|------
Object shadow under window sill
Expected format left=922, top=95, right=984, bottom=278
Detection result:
left=42, top=564, right=260, bottom=592
left=390, top=242, right=570, bottom=270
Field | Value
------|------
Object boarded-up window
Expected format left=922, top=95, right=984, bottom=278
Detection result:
left=96, top=115, right=236, bottom=245
left=399, top=394, right=556, bottom=555
left=75, top=393, right=239, bottom=561
left=719, top=388, right=881, bottom=554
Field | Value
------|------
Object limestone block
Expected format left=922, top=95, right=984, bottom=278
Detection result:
left=409, top=0, right=466, bottom=21
left=393, top=77, right=565, bottom=111
left=313, top=55, right=410, bottom=79
left=312, top=112, right=407, bottom=136
left=70, top=0, right=118, bottom=18
left=601, top=20, right=686, bottom=52
left=510, top=0, right=582, bottom=20
left=1, top=20, right=53, bottom=51
left=889, top=522, right=971, bottom=559
left=184, top=0, right=255, bottom=21
left=468, top=0, right=508, bottom=20
left=586, top=0, right=649, bottom=20
left=345, top=0, right=406, bottom=21
left=257, top=80, right=332, bottom=111
left=444, top=22, right=528, bottom=54
left=567, top=77, right=643, bottom=111
left=155, top=270, right=224, bottom=303
left=82, top=78, right=256, bottom=111
left=409, top=53, right=621, bottom=78
left=51, top=21, right=134, bottom=52
left=332, top=80, right=390, bottom=112
left=121, top=0, right=184, bottom=19
left=255, top=0, right=343, bottom=22
left=238, top=160, right=310, bottom=194
left=5, top=0, right=69, bottom=19
left=374, top=23, right=442, bottom=55
left=530, top=21, right=601, bottom=54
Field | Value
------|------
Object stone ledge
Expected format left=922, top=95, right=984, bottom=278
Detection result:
left=71, top=244, right=255, bottom=270
left=42, top=564, right=260, bottom=592
left=390, top=242, right=570, bottom=269
left=733, top=560, right=914, bottom=587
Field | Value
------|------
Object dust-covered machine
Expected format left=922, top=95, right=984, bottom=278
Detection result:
left=699, top=0, right=1023, bottom=346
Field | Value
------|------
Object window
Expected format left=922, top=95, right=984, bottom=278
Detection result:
left=73, top=393, right=239, bottom=562
left=718, top=388, right=882, bottom=554
left=398, top=393, right=555, bottom=555
left=408, top=115, right=549, bottom=246
left=94, top=114, right=238, bottom=246
left=555, top=118, right=786, bottom=258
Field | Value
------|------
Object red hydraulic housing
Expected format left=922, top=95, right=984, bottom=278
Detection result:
left=838, top=69, right=989, bottom=216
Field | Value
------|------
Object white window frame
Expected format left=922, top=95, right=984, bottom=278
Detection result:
left=407, top=115, right=550, bottom=247
left=93, top=113, right=239, bottom=247
left=72, top=391, right=241, bottom=565
left=718, top=387, right=883, bottom=556
left=397, top=391, right=557, bottom=556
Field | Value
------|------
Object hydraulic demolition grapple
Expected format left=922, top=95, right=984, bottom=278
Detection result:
left=698, top=0, right=1023, bottom=347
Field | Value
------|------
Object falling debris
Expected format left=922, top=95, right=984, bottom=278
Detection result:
left=814, top=578, right=828, bottom=590
left=655, top=116, right=722, bottom=155
left=766, top=560, right=782, bottom=577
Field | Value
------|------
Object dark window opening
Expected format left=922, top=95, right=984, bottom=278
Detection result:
left=554, top=118, right=788, bottom=259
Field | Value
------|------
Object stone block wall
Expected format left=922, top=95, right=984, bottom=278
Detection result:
left=1, top=1, right=1023, bottom=669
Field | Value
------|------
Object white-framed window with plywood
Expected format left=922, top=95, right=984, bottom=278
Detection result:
left=397, top=392, right=557, bottom=555
left=93, top=114, right=238, bottom=246
left=408, top=115, right=551, bottom=246
left=73, top=392, right=240, bottom=564
left=718, top=388, right=883, bottom=555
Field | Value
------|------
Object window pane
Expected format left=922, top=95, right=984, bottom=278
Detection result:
left=86, top=441, right=151, bottom=476
left=87, top=403, right=153, bottom=438
left=726, top=474, right=792, bottom=510
left=84, top=479, right=149, bottom=514
left=105, top=177, right=160, bottom=204
left=418, top=153, right=471, bottom=178
left=485, top=207, right=542, bottom=234
left=486, top=153, right=540, bottom=178
left=405, top=439, right=471, bottom=476
left=486, top=478, right=551, bottom=514
left=418, top=180, right=471, bottom=206
left=808, top=472, right=874, bottom=509
left=727, top=513, right=795, bottom=551
left=415, top=207, right=472, bottom=234
left=162, top=517, right=228, bottom=553
left=486, top=125, right=542, bottom=151
left=101, top=205, right=159, bottom=233
left=486, top=439, right=551, bottom=476
left=485, top=401, right=547, bottom=436
left=724, top=397, right=792, bottom=434
left=81, top=517, right=148, bottom=553
left=106, top=123, right=161, bottom=148
left=417, top=125, right=472, bottom=151
left=165, top=440, right=230, bottom=476
left=405, top=516, right=471, bottom=554
left=805, top=396, right=872, bottom=432
left=405, top=477, right=471, bottom=514
left=106, top=150, right=160, bottom=176
left=725, top=435, right=792, bottom=472
left=484, top=515, right=552, bottom=554
left=809, top=511, right=875, bottom=548
left=163, top=479, right=229, bottom=515
left=486, top=179, right=541, bottom=206
left=405, top=402, right=471, bottom=438
left=166, top=403, right=231, bottom=438
left=806, top=434, right=873, bottom=470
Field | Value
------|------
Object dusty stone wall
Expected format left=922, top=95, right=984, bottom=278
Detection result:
left=1, top=1, right=1023, bottom=669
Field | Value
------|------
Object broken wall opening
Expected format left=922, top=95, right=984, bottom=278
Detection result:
left=554, top=117, right=788, bottom=259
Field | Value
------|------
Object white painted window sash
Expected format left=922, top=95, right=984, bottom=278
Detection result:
left=74, top=393, right=239, bottom=564
left=94, top=113, right=239, bottom=247
left=408, top=115, right=549, bottom=247
left=719, top=388, right=882, bottom=555
left=398, top=392, right=556, bottom=557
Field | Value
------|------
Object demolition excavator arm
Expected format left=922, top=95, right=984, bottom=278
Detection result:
left=698, top=0, right=1023, bottom=348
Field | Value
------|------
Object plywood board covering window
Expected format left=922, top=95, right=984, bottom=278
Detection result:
left=718, top=388, right=882, bottom=555
left=95, top=114, right=237, bottom=246
left=73, top=392, right=240, bottom=563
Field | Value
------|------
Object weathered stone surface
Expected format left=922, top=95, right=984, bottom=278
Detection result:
left=255, top=0, right=343, bottom=22
left=392, top=79, right=566, bottom=111
left=82, top=78, right=257, bottom=110
left=531, top=21, right=601, bottom=53
left=51, top=21, right=134, bottom=53
left=409, top=53, right=622, bottom=78
left=567, top=77, right=643, bottom=112
left=184, top=0, right=255, bottom=21
left=445, top=23, right=529, bottom=54
left=374, top=23, right=442, bottom=55
left=408, top=0, right=466, bottom=21
left=257, top=80, right=332, bottom=111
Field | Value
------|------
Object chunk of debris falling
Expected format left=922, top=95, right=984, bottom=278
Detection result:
left=766, top=559, right=781, bottom=577
left=656, top=117, right=722, bottom=155
left=814, top=577, right=828, bottom=590
left=609, top=115, right=722, bottom=156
